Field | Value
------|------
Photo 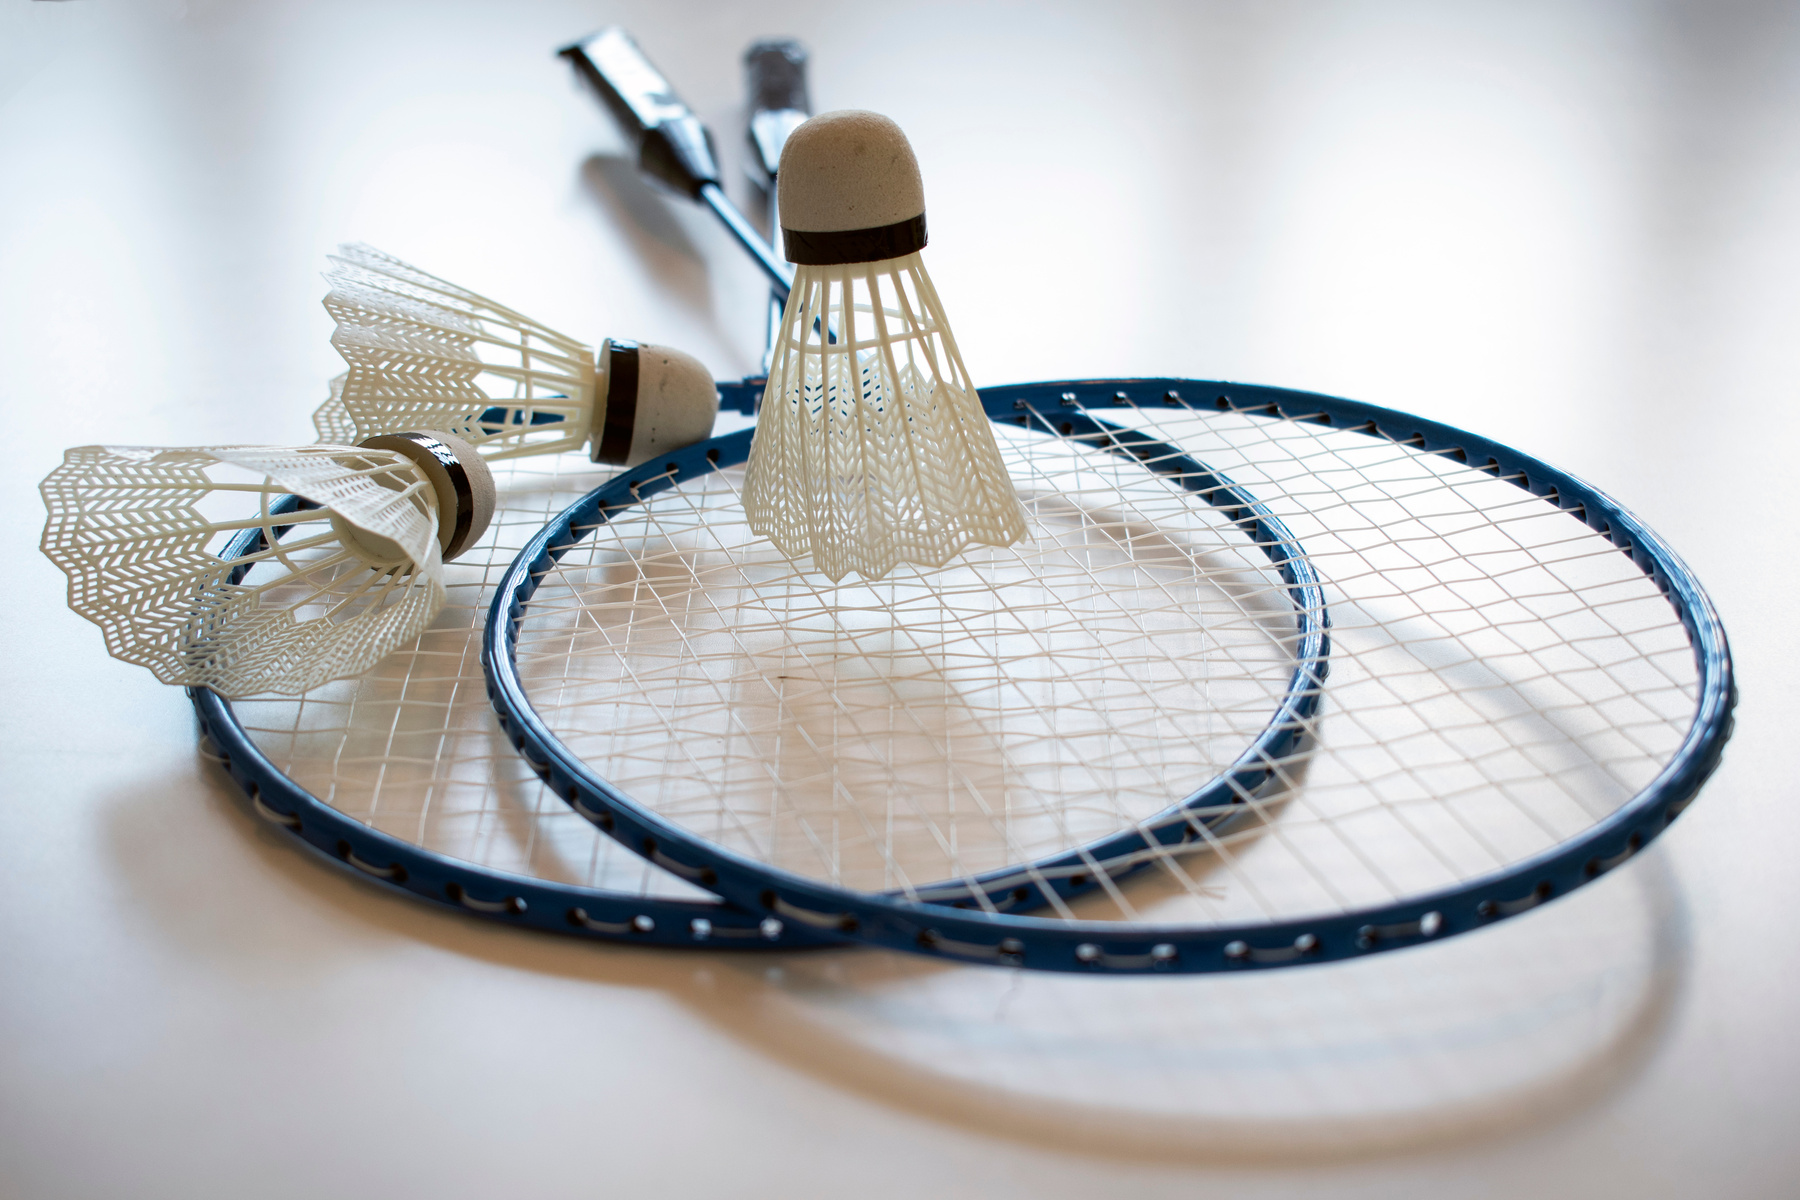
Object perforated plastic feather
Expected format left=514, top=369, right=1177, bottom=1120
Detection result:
left=312, top=371, right=357, bottom=443
left=742, top=253, right=1027, bottom=581
left=322, top=244, right=596, bottom=460
left=41, top=443, right=446, bottom=697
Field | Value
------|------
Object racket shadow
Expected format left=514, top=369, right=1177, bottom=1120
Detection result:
left=674, top=846, right=1689, bottom=1165
left=100, top=754, right=1689, bottom=1166
left=577, top=153, right=711, bottom=313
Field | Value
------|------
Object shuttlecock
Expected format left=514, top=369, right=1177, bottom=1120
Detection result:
left=741, top=111, right=1027, bottom=582
left=41, top=431, right=495, bottom=697
left=316, top=244, right=719, bottom=467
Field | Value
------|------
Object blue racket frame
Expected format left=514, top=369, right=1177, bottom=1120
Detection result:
left=485, top=383, right=1328, bottom=916
left=488, top=378, right=1735, bottom=974
left=189, top=494, right=846, bottom=949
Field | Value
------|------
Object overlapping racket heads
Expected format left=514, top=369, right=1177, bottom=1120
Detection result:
left=40, top=30, right=1731, bottom=973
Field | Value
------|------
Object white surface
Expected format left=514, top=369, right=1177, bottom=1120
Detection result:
left=1, top=1, right=1796, bottom=1196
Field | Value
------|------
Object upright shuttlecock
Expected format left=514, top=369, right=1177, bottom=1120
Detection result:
left=742, top=111, right=1027, bottom=582
left=316, top=244, right=719, bottom=466
left=41, top=431, right=494, bottom=697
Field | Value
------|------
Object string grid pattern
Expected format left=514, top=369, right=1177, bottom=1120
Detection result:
left=227, top=451, right=709, bottom=897
left=743, top=253, right=1028, bottom=581
left=317, top=244, right=597, bottom=461
left=515, top=399, right=1699, bottom=930
left=41, top=443, right=444, bottom=697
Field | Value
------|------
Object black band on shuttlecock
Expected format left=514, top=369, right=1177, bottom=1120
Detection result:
left=595, top=340, right=640, bottom=464
left=361, top=431, right=478, bottom=560
left=782, top=212, right=927, bottom=265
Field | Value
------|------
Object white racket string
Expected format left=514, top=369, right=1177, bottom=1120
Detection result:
left=514, top=423, right=1316, bottom=908
left=225, top=449, right=720, bottom=901
left=508, top=399, right=1698, bottom=935
left=588, top=457, right=1263, bottom=919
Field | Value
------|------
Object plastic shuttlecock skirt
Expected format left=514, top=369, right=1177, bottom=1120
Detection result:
left=742, top=254, right=1026, bottom=582
left=41, top=443, right=448, bottom=697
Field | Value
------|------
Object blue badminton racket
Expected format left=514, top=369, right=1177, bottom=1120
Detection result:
left=487, top=378, right=1733, bottom=974
left=188, top=473, right=845, bottom=947
left=180, top=33, right=835, bottom=950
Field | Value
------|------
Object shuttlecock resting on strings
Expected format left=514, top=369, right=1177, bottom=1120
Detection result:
left=41, top=431, right=495, bottom=697
left=315, top=244, right=719, bottom=467
left=742, top=111, right=1027, bottom=582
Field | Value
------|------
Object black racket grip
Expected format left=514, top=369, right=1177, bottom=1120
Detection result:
left=744, top=38, right=810, bottom=186
left=746, top=39, right=809, bottom=113
left=560, top=27, right=720, bottom=199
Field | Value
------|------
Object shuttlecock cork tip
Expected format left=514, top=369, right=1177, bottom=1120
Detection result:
left=594, top=341, right=720, bottom=466
left=779, top=111, right=927, bottom=264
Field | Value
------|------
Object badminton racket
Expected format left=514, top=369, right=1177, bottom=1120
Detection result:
left=487, top=378, right=1733, bottom=974
left=180, top=29, right=824, bottom=951
left=190, top=386, right=845, bottom=948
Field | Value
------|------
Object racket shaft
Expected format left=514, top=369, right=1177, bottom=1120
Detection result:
left=744, top=37, right=810, bottom=366
left=560, top=27, right=719, bottom=198
left=561, top=27, right=792, bottom=300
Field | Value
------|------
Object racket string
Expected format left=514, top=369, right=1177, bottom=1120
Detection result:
left=233, top=450, right=722, bottom=900
left=513, top=402, right=1697, bottom=927
left=1102, top=398, right=1694, bottom=842
left=521, top=428, right=1312, bottom=909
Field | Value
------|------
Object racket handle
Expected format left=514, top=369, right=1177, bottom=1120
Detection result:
left=559, top=27, right=720, bottom=199
left=744, top=38, right=810, bottom=187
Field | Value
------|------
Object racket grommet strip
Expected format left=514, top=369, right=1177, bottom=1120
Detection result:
left=1585, top=832, right=1644, bottom=878
left=338, top=841, right=406, bottom=883
left=1355, top=911, right=1445, bottom=950
left=249, top=791, right=301, bottom=830
left=446, top=882, right=526, bottom=916
left=564, top=908, right=656, bottom=936
left=1477, top=882, right=1554, bottom=921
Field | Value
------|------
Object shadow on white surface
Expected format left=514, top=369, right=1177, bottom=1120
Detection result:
left=577, top=153, right=718, bottom=316
left=683, top=850, right=1687, bottom=1164
left=103, top=748, right=1689, bottom=1168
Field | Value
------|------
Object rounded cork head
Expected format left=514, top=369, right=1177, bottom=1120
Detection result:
left=626, top=343, right=719, bottom=465
left=778, top=110, right=924, bottom=233
left=592, top=341, right=720, bottom=466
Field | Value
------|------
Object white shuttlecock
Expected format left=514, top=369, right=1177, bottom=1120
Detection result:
left=741, top=110, right=1028, bottom=582
left=41, top=431, right=495, bottom=697
left=316, top=244, right=719, bottom=467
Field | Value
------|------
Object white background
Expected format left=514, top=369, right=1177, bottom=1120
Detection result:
left=2, top=1, right=1796, bottom=1196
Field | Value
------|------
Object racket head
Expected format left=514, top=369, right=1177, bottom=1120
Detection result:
left=191, top=468, right=846, bottom=950
left=487, top=378, right=1733, bottom=974
left=489, top=421, right=1328, bottom=912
